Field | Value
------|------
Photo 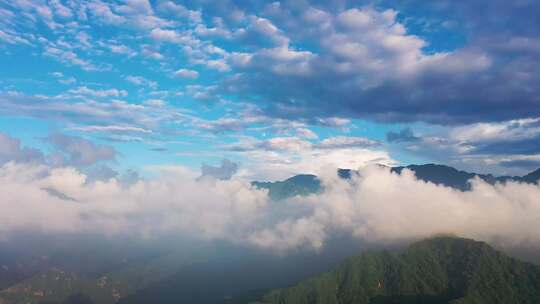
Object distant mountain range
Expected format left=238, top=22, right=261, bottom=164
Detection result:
left=261, top=236, right=540, bottom=304
left=253, top=164, right=540, bottom=200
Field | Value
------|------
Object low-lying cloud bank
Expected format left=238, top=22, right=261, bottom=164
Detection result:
left=1, top=162, right=539, bottom=253
left=251, top=167, right=540, bottom=251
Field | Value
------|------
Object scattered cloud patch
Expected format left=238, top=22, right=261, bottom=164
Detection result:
left=200, top=159, right=239, bottom=180
left=174, top=68, right=199, bottom=79
left=0, top=133, right=44, bottom=165
left=47, top=133, right=117, bottom=167
left=387, top=128, right=420, bottom=143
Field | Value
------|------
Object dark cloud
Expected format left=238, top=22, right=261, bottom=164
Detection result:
left=386, top=128, right=420, bottom=143
left=216, top=0, right=540, bottom=125
left=48, top=133, right=117, bottom=167
left=0, top=133, right=44, bottom=165
left=150, top=147, right=168, bottom=152
left=42, top=188, right=78, bottom=202
left=500, top=159, right=540, bottom=170
left=84, top=165, right=119, bottom=183
left=200, top=159, right=239, bottom=180
left=315, top=136, right=380, bottom=149
left=476, top=136, right=540, bottom=155
left=118, top=169, right=141, bottom=187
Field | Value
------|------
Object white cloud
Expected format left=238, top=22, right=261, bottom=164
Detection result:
left=451, top=118, right=540, bottom=143
left=174, top=68, right=199, bottom=79
left=68, top=86, right=128, bottom=98
left=317, top=136, right=380, bottom=149
left=150, top=28, right=195, bottom=45
left=125, top=75, right=157, bottom=89
left=0, top=29, right=31, bottom=46
left=0, top=92, right=183, bottom=135
left=49, top=0, right=73, bottom=19
left=195, top=23, right=232, bottom=39
left=156, top=1, right=202, bottom=24
left=69, top=125, right=153, bottom=134
left=44, top=47, right=99, bottom=71
left=233, top=16, right=289, bottom=47
left=87, top=0, right=126, bottom=25
left=143, top=99, right=165, bottom=107
left=205, top=59, right=230, bottom=72
left=249, top=166, right=540, bottom=251
left=116, top=0, right=153, bottom=15
left=0, top=162, right=269, bottom=241
left=296, top=128, right=318, bottom=139
left=59, top=77, right=77, bottom=85
left=108, top=43, right=137, bottom=57
left=51, top=72, right=77, bottom=85
left=141, top=44, right=164, bottom=60
left=1, top=162, right=540, bottom=255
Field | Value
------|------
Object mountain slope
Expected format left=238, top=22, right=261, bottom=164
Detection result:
left=0, top=246, right=211, bottom=304
left=522, top=168, right=540, bottom=184
left=262, top=237, right=540, bottom=304
left=390, top=164, right=506, bottom=191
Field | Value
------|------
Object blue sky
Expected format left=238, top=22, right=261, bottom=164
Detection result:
left=1, top=0, right=540, bottom=180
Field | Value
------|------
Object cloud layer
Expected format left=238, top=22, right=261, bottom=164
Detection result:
left=2, top=159, right=539, bottom=254
left=251, top=167, right=540, bottom=251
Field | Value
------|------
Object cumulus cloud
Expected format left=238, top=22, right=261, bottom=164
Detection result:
left=220, top=2, right=540, bottom=125
left=87, top=0, right=126, bottom=26
left=446, top=118, right=540, bottom=156
left=0, top=162, right=269, bottom=242
left=174, top=68, right=199, bottom=79
left=4, top=0, right=540, bottom=129
left=125, top=75, right=157, bottom=89
left=233, top=15, right=289, bottom=47
left=249, top=166, right=540, bottom=251
left=156, top=1, right=201, bottom=24
left=150, top=28, right=195, bottom=44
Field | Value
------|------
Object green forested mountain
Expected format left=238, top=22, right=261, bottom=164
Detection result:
left=262, top=237, right=540, bottom=304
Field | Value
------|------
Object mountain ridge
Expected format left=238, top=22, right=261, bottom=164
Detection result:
left=254, top=164, right=540, bottom=200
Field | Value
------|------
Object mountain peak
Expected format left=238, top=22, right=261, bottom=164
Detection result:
left=523, top=168, right=540, bottom=183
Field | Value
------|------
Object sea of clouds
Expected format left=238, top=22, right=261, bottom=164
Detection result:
left=2, top=162, right=540, bottom=254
